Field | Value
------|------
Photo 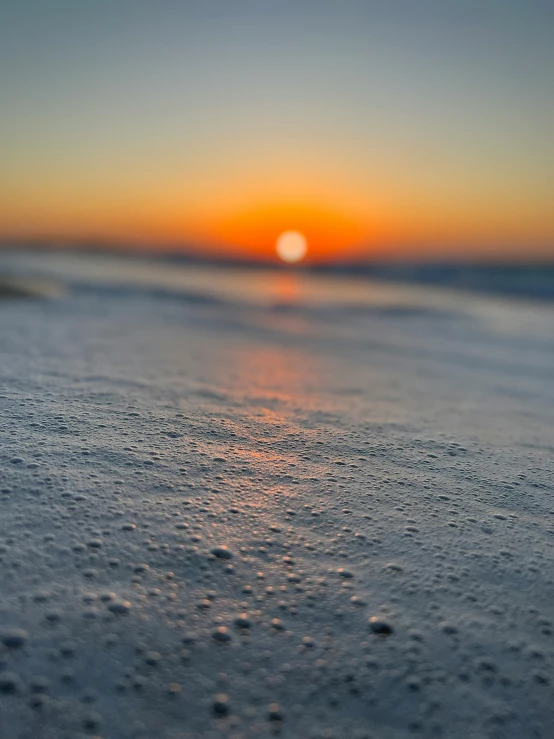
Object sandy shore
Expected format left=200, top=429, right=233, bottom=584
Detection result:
left=1, top=253, right=553, bottom=738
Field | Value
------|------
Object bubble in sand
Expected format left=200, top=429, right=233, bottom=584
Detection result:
left=213, top=693, right=230, bottom=716
left=234, top=614, right=252, bottom=629
left=532, top=670, right=550, bottom=685
left=337, top=568, right=354, bottom=579
left=33, top=590, right=51, bottom=602
left=30, top=676, right=51, bottom=693
left=369, top=617, right=394, bottom=635
left=440, top=622, right=459, bottom=635
left=30, top=693, right=50, bottom=709
left=145, top=651, right=162, bottom=666
left=83, top=711, right=103, bottom=731
left=268, top=703, right=283, bottom=721
left=60, top=640, right=77, bottom=657
left=45, top=609, right=63, bottom=622
left=2, top=629, right=28, bottom=649
left=384, top=562, right=403, bottom=572
left=212, top=626, right=232, bottom=642
left=0, top=672, right=23, bottom=693
left=109, top=600, right=132, bottom=614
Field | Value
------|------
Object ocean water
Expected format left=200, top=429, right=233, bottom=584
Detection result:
left=2, top=249, right=554, bottom=319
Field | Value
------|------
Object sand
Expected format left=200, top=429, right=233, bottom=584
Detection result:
left=0, top=251, right=553, bottom=738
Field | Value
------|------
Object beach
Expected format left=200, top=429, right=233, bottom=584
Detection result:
left=1, top=251, right=553, bottom=738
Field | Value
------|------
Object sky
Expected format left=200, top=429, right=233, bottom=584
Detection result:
left=1, top=0, right=553, bottom=262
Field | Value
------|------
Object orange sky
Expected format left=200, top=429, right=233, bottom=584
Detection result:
left=1, top=2, right=553, bottom=262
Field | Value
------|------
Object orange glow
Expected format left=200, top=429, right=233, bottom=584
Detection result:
left=212, top=201, right=370, bottom=262
left=271, top=272, right=302, bottom=305
left=2, top=165, right=553, bottom=262
left=223, top=343, right=321, bottom=412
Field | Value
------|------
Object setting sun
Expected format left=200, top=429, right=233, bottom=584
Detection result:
left=276, top=231, right=308, bottom=263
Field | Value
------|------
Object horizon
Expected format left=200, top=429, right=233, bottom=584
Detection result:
left=3, top=238, right=554, bottom=269
left=1, top=1, right=553, bottom=263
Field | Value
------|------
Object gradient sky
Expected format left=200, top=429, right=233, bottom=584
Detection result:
left=1, top=0, right=553, bottom=261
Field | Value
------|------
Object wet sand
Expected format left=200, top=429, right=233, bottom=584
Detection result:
left=1, top=253, right=553, bottom=738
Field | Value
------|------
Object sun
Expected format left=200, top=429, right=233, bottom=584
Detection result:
left=276, top=231, right=307, bottom=263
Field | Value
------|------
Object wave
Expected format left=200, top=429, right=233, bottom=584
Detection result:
left=318, top=263, right=554, bottom=302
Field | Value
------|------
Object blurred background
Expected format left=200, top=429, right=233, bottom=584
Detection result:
left=1, top=0, right=553, bottom=299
